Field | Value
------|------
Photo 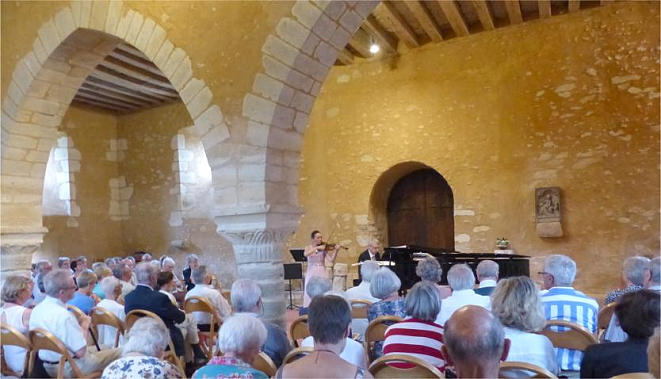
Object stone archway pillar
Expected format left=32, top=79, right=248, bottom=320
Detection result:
left=1, top=227, right=48, bottom=278
left=215, top=205, right=301, bottom=327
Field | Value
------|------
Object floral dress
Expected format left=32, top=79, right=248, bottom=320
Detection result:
left=102, top=356, right=182, bottom=379
left=193, top=356, right=269, bottom=379
left=366, top=299, right=406, bottom=360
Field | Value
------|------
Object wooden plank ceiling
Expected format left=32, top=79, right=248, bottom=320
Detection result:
left=338, top=0, right=608, bottom=65
left=71, top=43, right=179, bottom=114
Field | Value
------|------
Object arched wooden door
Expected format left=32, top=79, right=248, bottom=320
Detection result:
left=387, top=169, right=454, bottom=250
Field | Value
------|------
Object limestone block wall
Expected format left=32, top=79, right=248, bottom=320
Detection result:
left=291, top=2, right=660, bottom=297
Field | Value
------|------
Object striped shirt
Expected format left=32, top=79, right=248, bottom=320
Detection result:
left=382, top=318, right=445, bottom=371
left=540, top=287, right=599, bottom=371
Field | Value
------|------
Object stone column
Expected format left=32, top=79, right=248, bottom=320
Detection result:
left=1, top=227, right=48, bottom=279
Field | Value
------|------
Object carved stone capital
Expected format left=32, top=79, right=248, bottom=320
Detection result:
left=1, top=227, right=47, bottom=276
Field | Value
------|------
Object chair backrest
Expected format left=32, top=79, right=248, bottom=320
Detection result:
left=364, top=315, right=403, bottom=360
left=499, top=361, right=557, bottom=378
left=28, top=328, right=84, bottom=378
left=1, top=322, right=32, bottom=377
left=368, top=354, right=443, bottom=378
left=90, top=306, right=125, bottom=348
left=538, top=320, right=598, bottom=351
left=282, top=347, right=314, bottom=365
left=184, top=296, right=220, bottom=359
left=289, top=315, right=310, bottom=348
left=610, top=373, right=653, bottom=379
left=351, top=299, right=372, bottom=319
left=598, top=302, right=617, bottom=331
left=66, top=304, right=87, bottom=324
left=251, top=351, right=277, bottom=377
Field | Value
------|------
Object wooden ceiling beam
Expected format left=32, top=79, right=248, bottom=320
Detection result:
left=436, top=0, right=469, bottom=37
left=347, top=28, right=373, bottom=58
left=81, top=82, right=156, bottom=106
left=110, top=49, right=168, bottom=79
left=89, top=71, right=176, bottom=101
left=503, top=0, right=523, bottom=24
left=405, top=1, right=443, bottom=42
left=381, top=1, right=420, bottom=48
left=363, top=15, right=398, bottom=53
left=78, top=87, right=145, bottom=108
left=72, top=97, right=129, bottom=113
left=75, top=89, right=140, bottom=110
left=568, top=0, right=580, bottom=12
left=97, top=61, right=176, bottom=92
left=471, top=0, right=495, bottom=30
left=538, top=0, right=552, bottom=18
left=104, top=55, right=170, bottom=83
left=84, top=76, right=165, bottom=104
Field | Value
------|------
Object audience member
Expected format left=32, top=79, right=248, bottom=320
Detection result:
left=490, top=276, right=557, bottom=376
left=124, top=263, right=187, bottom=357
left=93, top=265, right=113, bottom=300
left=104, top=257, right=118, bottom=271
left=648, top=257, right=660, bottom=291
left=57, top=256, right=72, bottom=274
left=298, top=276, right=331, bottom=316
left=1, top=275, right=33, bottom=376
left=435, top=264, right=490, bottom=326
left=30, top=269, right=119, bottom=377
left=368, top=268, right=405, bottom=321
left=649, top=327, right=660, bottom=378
left=278, top=295, right=373, bottom=378
left=67, top=269, right=98, bottom=314
left=31, top=259, right=52, bottom=304
left=581, top=290, right=660, bottom=377
left=73, top=256, right=88, bottom=278
left=416, top=256, right=451, bottom=299
left=102, top=317, right=183, bottom=379
left=475, top=260, right=499, bottom=296
left=123, top=256, right=137, bottom=285
left=113, top=262, right=135, bottom=298
left=142, top=252, right=153, bottom=262
left=96, top=276, right=126, bottom=348
left=539, top=254, right=598, bottom=371
left=193, top=314, right=268, bottom=378
left=442, top=305, right=510, bottom=378
left=183, top=254, right=200, bottom=291
left=185, top=265, right=231, bottom=331
left=231, top=279, right=291, bottom=367
left=156, top=271, right=206, bottom=364
left=346, top=261, right=379, bottom=341
left=605, top=256, right=651, bottom=304
left=301, top=290, right=368, bottom=369
left=383, top=281, right=445, bottom=371
left=161, top=256, right=185, bottom=291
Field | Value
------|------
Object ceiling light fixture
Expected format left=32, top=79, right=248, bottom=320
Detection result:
left=369, top=43, right=380, bottom=54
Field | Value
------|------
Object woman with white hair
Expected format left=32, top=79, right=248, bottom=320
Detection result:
left=96, top=276, right=126, bottom=348
left=416, top=257, right=451, bottom=300
left=1, top=275, right=33, bottom=376
left=102, top=317, right=183, bottom=378
left=491, top=276, right=557, bottom=377
left=368, top=268, right=405, bottom=322
left=193, top=314, right=268, bottom=378
left=183, top=254, right=200, bottom=291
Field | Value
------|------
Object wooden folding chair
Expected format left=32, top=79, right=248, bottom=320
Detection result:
left=364, top=315, right=403, bottom=362
left=538, top=320, right=598, bottom=351
left=251, top=351, right=277, bottom=377
left=28, top=328, right=101, bottom=379
left=184, top=296, right=221, bottom=359
left=125, top=309, right=185, bottom=375
left=288, top=315, right=310, bottom=348
left=1, top=322, right=31, bottom=377
left=597, top=302, right=617, bottom=339
left=351, top=299, right=372, bottom=319
left=90, top=306, right=125, bottom=348
left=610, top=373, right=654, bottom=379
left=368, top=354, right=443, bottom=378
left=499, top=361, right=557, bottom=378
left=66, top=304, right=87, bottom=324
left=282, top=347, right=314, bottom=365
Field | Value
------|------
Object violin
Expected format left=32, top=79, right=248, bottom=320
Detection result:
left=320, top=242, right=349, bottom=251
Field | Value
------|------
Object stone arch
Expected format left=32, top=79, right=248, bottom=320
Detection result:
left=1, top=0, right=230, bottom=275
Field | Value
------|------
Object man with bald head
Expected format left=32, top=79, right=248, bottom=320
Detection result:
left=441, top=305, right=510, bottom=378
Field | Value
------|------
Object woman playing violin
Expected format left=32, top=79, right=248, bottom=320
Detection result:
left=303, top=230, right=340, bottom=307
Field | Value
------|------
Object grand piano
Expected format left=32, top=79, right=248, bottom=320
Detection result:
left=381, top=245, right=530, bottom=292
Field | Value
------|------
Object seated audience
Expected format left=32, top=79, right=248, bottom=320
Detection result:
left=185, top=265, right=231, bottom=330
left=416, top=256, right=452, bottom=299
left=649, top=327, right=660, bottom=378
left=368, top=268, right=405, bottom=321
left=102, top=317, right=183, bottom=379
left=442, top=305, right=510, bottom=378
left=231, top=279, right=291, bottom=367
left=96, top=276, right=126, bottom=348
left=581, top=290, right=660, bottom=378
left=539, top=254, right=598, bottom=371
left=383, top=281, right=445, bottom=371
left=93, top=265, right=113, bottom=300
left=142, top=252, right=153, bottom=262
left=124, top=263, right=186, bottom=357
left=346, top=261, right=379, bottom=341
left=67, top=269, right=98, bottom=314
left=278, top=295, right=373, bottom=378
left=72, top=256, right=88, bottom=280
left=648, top=257, right=660, bottom=291
left=193, top=314, right=268, bottom=378
left=123, top=257, right=137, bottom=286
left=298, top=276, right=332, bottom=316
left=57, top=256, right=72, bottom=274
left=104, top=257, right=118, bottom=271
left=605, top=255, right=651, bottom=304
left=1, top=275, right=33, bottom=376
left=183, top=254, right=200, bottom=291
left=31, top=260, right=52, bottom=305
left=490, top=276, right=557, bottom=376
left=156, top=271, right=206, bottom=364
left=113, top=262, right=135, bottom=298
left=30, top=269, right=119, bottom=377
left=435, top=264, right=490, bottom=326
left=161, top=256, right=185, bottom=291
left=475, top=260, right=499, bottom=296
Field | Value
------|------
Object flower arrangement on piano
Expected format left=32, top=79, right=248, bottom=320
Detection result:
left=496, top=238, right=510, bottom=250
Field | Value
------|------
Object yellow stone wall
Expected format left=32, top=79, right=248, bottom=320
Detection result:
left=292, top=2, right=660, bottom=296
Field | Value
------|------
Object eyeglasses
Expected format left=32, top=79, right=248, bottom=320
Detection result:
left=538, top=271, right=552, bottom=277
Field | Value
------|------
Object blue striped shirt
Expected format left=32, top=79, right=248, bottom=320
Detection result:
left=540, top=287, right=598, bottom=371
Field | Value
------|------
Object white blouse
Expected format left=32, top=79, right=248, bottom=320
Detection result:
left=502, top=326, right=558, bottom=376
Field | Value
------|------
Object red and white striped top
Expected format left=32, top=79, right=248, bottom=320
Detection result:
left=382, top=318, right=445, bottom=371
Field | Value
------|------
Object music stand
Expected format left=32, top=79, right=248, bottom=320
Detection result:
left=284, top=249, right=305, bottom=309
